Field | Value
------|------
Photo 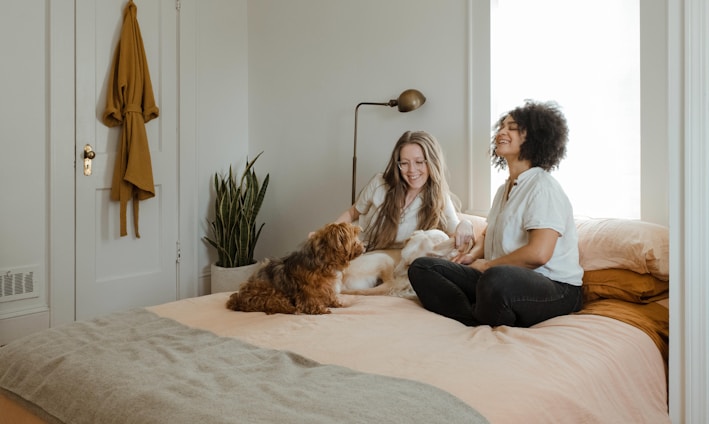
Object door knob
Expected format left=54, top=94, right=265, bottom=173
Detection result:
left=83, top=144, right=95, bottom=176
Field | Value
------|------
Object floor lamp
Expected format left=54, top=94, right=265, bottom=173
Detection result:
left=351, top=89, right=426, bottom=204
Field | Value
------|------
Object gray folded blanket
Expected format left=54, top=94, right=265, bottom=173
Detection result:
left=0, top=308, right=488, bottom=424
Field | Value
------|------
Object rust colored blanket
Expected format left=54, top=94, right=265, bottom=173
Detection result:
left=578, top=298, right=669, bottom=366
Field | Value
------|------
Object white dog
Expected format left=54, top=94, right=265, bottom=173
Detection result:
left=337, top=249, right=399, bottom=291
left=341, top=229, right=463, bottom=298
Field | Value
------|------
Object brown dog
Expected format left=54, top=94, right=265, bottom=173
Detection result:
left=226, top=222, right=365, bottom=314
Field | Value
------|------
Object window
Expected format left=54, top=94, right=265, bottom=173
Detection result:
left=490, top=0, right=640, bottom=219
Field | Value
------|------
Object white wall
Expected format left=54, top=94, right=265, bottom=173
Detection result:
left=640, top=0, right=670, bottom=225
left=190, top=0, right=250, bottom=295
left=247, top=0, right=472, bottom=260
left=245, top=0, right=670, bottom=259
left=0, top=2, right=53, bottom=334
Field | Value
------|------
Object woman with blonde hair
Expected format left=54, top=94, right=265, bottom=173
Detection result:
left=334, top=130, right=473, bottom=251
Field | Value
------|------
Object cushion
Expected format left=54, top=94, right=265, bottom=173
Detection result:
left=576, top=218, right=669, bottom=281
left=582, top=268, right=669, bottom=304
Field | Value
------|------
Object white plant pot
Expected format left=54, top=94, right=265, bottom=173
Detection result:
left=210, top=262, right=261, bottom=294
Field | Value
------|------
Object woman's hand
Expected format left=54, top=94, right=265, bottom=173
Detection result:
left=452, top=226, right=484, bottom=265
left=452, top=251, right=475, bottom=265
left=335, top=205, right=360, bottom=224
left=452, top=252, right=489, bottom=271
left=463, top=228, right=558, bottom=271
left=470, top=259, right=490, bottom=272
left=454, top=219, right=475, bottom=250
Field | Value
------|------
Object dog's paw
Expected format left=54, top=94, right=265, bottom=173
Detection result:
left=297, top=302, right=332, bottom=315
left=335, top=296, right=356, bottom=308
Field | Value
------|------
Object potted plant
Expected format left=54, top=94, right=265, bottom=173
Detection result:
left=204, top=151, right=269, bottom=293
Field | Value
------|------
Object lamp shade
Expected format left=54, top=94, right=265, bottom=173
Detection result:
left=395, top=89, right=426, bottom=112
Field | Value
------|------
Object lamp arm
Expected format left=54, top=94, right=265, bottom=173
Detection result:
left=350, top=89, right=425, bottom=204
left=352, top=101, right=395, bottom=204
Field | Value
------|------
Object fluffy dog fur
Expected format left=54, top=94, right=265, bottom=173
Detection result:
left=341, top=229, right=464, bottom=298
left=339, top=249, right=401, bottom=291
left=226, top=222, right=365, bottom=315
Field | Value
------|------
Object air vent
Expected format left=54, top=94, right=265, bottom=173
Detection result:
left=0, top=266, right=39, bottom=303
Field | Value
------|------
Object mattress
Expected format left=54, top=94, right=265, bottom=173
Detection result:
left=0, top=292, right=669, bottom=423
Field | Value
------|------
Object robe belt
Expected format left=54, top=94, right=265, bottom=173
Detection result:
left=123, top=104, right=143, bottom=114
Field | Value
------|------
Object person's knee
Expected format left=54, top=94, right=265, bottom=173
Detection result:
left=408, top=259, right=421, bottom=277
left=410, top=256, right=440, bottom=268
left=408, top=257, right=442, bottom=290
left=408, top=258, right=426, bottom=282
left=482, top=265, right=516, bottom=279
left=476, top=279, right=503, bottom=305
left=408, top=257, right=436, bottom=277
left=477, top=267, right=515, bottom=302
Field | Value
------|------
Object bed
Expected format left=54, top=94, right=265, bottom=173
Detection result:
left=0, top=216, right=671, bottom=424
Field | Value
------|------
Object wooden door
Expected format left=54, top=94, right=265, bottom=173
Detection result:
left=75, top=0, right=179, bottom=320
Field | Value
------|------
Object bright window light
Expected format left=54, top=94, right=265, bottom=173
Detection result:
left=491, top=0, right=640, bottom=219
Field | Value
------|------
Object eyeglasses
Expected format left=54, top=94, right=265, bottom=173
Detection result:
left=397, top=160, right=428, bottom=171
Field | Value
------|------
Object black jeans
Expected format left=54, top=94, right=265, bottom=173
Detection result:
left=408, top=257, right=583, bottom=327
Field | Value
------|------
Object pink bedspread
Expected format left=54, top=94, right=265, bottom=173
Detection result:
left=150, top=293, right=669, bottom=424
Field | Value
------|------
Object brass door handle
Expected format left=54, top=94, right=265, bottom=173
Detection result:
left=83, top=144, right=95, bottom=176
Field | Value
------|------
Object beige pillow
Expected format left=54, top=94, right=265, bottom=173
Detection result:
left=576, top=218, right=669, bottom=281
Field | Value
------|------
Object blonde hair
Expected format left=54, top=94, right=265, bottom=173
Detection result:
left=365, top=130, right=453, bottom=250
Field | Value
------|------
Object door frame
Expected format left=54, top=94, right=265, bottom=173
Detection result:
left=49, top=0, right=198, bottom=326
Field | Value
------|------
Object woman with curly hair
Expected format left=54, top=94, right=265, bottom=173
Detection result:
left=408, top=100, right=584, bottom=327
left=333, top=130, right=474, bottom=251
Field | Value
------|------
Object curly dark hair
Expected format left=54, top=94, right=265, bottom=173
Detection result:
left=490, top=100, right=569, bottom=171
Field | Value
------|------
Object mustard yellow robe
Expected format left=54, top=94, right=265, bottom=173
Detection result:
left=103, top=0, right=159, bottom=238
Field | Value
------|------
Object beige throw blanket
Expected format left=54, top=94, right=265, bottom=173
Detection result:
left=0, top=309, right=488, bottom=424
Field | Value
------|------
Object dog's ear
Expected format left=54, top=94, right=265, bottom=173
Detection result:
left=312, top=223, right=348, bottom=251
left=326, top=222, right=346, bottom=246
left=331, top=223, right=364, bottom=257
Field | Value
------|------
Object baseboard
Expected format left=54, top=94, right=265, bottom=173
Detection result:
left=0, top=311, right=49, bottom=345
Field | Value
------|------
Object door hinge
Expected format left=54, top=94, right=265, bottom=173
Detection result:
left=175, top=0, right=181, bottom=11
left=176, top=241, right=181, bottom=264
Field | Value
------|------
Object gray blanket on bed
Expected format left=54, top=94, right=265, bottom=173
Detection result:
left=0, top=309, right=488, bottom=424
